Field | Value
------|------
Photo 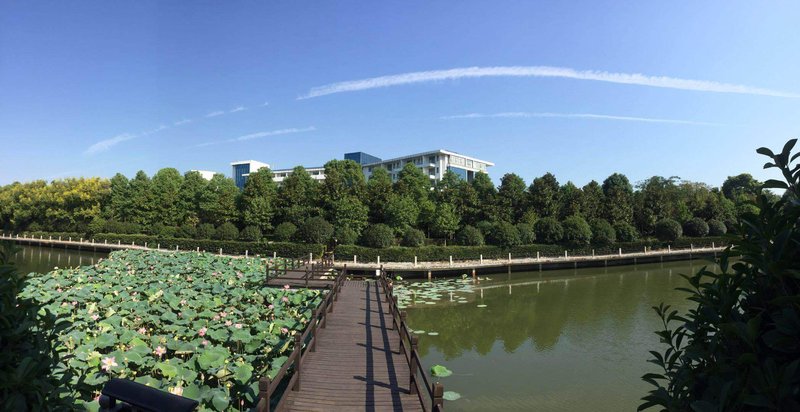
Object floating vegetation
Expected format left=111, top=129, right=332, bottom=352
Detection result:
left=427, top=332, right=439, bottom=336
left=392, top=278, right=477, bottom=308
left=20, top=249, right=323, bottom=411
left=443, top=391, right=462, bottom=401
left=477, top=304, right=488, bottom=308
left=430, top=365, right=453, bottom=377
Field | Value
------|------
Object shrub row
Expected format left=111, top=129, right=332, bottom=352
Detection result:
left=334, top=236, right=730, bottom=263
left=14, top=231, right=324, bottom=259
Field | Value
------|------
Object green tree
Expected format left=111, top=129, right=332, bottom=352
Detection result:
left=321, top=159, right=366, bottom=209
left=395, top=163, right=430, bottom=202
left=497, top=173, right=527, bottom=223
left=455, top=225, right=484, bottom=246
left=240, top=168, right=278, bottom=232
left=179, top=171, right=208, bottom=226
left=129, top=171, right=155, bottom=227
left=297, top=216, right=333, bottom=244
left=562, top=215, right=592, bottom=247
left=107, top=173, right=132, bottom=222
left=534, top=217, right=564, bottom=244
left=151, top=168, right=184, bottom=226
left=558, top=181, right=584, bottom=220
left=330, top=196, right=369, bottom=238
left=365, top=168, right=393, bottom=223
left=581, top=180, right=604, bottom=221
left=198, top=174, right=240, bottom=226
left=385, top=195, right=420, bottom=232
left=591, top=219, right=616, bottom=246
left=654, top=218, right=682, bottom=242
left=721, top=173, right=761, bottom=200
left=434, top=170, right=462, bottom=206
left=276, top=166, right=321, bottom=226
left=360, top=223, right=395, bottom=248
left=486, top=221, right=521, bottom=248
left=273, top=222, right=297, bottom=242
left=602, top=173, right=634, bottom=225
left=401, top=228, right=426, bottom=247
left=431, top=203, right=460, bottom=244
left=214, top=222, right=239, bottom=240
left=471, top=172, right=498, bottom=222
left=528, top=173, right=560, bottom=218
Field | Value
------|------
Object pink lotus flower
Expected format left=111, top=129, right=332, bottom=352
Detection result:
left=281, top=327, right=289, bottom=334
left=56, top=288, right=63, bottom=293
left=212, top=272, right=218, bottom=276
left=187, top=276, right=193, bottom=281
left=91, top=314, right=99, bottom=321
left=212, top=315, right=220, bottom=321
left=225, top=320, right=232, bottom=326
left=180, top=299, right=187, bottom=305
left=283, top=284, right=290, bottom=290
left=201, top=339, right=209, bottom=346
left=220, top=311, right=227, bottom=318
left=268, top=304, right=274, bottom=310
left=71, top=301, right=77, bottom=306
left=138, top=327, right=147, bottom=334
left=101, top=356, right=118, bottom=371
left=154, top=346, right=166, bottom=357
left=199, top=327, right=207, bottom=337
left=281, top=296, right=289, bottom=303
left=234, top=323, right=242, bottom=329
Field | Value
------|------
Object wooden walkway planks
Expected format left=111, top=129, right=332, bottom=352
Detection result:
left=283, top=280, right=423, bottom=411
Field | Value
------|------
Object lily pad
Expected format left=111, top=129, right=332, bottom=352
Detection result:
left=443, top=391, right=461, bottom=401
left=430, top=364, right=453, bottom=377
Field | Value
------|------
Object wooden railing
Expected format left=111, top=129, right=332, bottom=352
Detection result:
left=378, top=271, right=445, bottom=412
left=301, top=256, right=334, bottom=286
left=264, top=257, right=308, bottom=283
left=256, top=265, right=347, bottom=412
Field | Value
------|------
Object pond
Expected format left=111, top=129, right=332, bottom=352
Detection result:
left=12, top=244, right=107, bottom=275
left=395, top=259, right=717, bottom=411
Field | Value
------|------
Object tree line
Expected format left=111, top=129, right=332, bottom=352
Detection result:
left=0, top=159, right=769, bottom=248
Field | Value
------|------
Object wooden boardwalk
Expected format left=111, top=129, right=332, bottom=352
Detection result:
left=283, top=280, right=423, bottom=411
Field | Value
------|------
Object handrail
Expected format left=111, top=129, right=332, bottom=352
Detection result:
left=256, top=265, right=347, bottom=412
left=378, top=270, right=444, bottom=412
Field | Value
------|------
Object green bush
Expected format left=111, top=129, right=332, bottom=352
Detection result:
left=640, top=139, right=800, bottom=411
left=104, top=220, right=142, bottom=234
left=177, top=224, right=196, bottom=239
left=149, top=223, right=178, bottom=238
left=26, top=222, right=43, bottom=232
left=614, top=222, right=639, bottom=242
left=475, top=220, right=494, bottom=236
left=334, top=226, right=359, bottom=245
left=562, top=215, right=592, bottom=247
left=214, top=222, right=239, bottom=241
left=455, top=225, right=484, bottom=246
left=683, top=217, right=709, bottom=237
left=534, top=217, right=563, bottom=244
left=401, top=228, right=426, bottom=247
left=654, top=218, right=682, bottom=242
left=86, top=217, right=105, bottom=236
left=298, top=217, right=333, bottom=244
left=591, top=219, right=616, bottom=246
left=360, top=224, right=396, bottom=248
left=195, top=223, right=216, bottom=240
left=0, top=242, right=74, bottom=409
left=239, top=225, right=263, bottom=242
left=515, top=223, right=536, bottom=244
left=707, top=219, right=727, bottom=236
left=486, top=221, right=521, bottom=247
left=273, top=222, right=297, bottom=242
left=334, top=244, right=565, bottom=262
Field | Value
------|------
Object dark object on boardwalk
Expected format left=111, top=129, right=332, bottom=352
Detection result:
left=98, top=378, right=199, bottom=412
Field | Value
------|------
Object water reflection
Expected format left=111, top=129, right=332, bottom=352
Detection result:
left=12, top=244, right=107, bottom=275
left=403, top=260, right=718, bottom=411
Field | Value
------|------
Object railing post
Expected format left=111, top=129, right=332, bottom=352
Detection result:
left=258, top=376, right=271, bottom=412
left=398, top=310, right=406, bottom=332
left=293, top=334, right=302, bottom=391
left=310, top=309, right=318, bottom=352
left=432, top=382, right=444, bottom=410
left=409, top=335, right=419, bottom=395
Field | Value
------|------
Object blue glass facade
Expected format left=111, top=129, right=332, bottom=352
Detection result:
left=447, top=166, right=468, bottom=180
left=233, top=164, right=251, bottom=189
left=344, top=152, right=382, bottom=165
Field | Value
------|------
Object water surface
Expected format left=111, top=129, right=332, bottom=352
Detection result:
left=398, top=260, right=716, bottom=411
left=12, top=244, right=106, bottom=275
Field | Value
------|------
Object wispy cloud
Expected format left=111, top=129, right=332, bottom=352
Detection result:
left=261, top=101, right=270, bottom=107
left=196, top=126, right=317, bottom=148
left=298, top=66, right=799, bottom=99
left=230, top=106, right=247, bottom=113
left=206, top=110, right=226, bottom=118
left=174, top=119, right=192, bottom=126
left=441, top=112, right=727, bottom=126
left=85, top=133, right=138, bottom=155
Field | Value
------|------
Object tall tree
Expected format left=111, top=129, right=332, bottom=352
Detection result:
left=198, top=174, right=239, bottom=226
left=721, top=173, right=761, bottom=200
left=129, top=171, right=155, bottom=227
left=497, top=173, right=527, bottom=223
left=276, top=166, right=321, bottom=226
left=395, top=163, right=430, bottom=202
left=528, top=173, right=560, bottom=218
left=581, top=180, right=604, bottom=221
left=602, top=173, right=634, bottom=224
left=179, top=171, right=208, bottom=226
left=240, top=168, right=278, bottom=232
left=321, top=159, right=366, bottom=208
left=330, top=196, right=369, bottom=236
left=107, top=173, right=132, bottom=222
left=434, top=170, right=462, bottom=206
left=558, top=181, right=583, bottom=220
left=151, top=168, right=184, bottom=226
left=431, top=202, right=460, bottom=243
left=366, top=168, right=393, bottom=224
left=471, top=171, right=498, bottom=222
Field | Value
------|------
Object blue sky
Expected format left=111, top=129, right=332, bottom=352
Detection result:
left=1, top=1, right=798, bottom=188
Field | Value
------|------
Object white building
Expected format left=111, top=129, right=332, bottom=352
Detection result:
left=272, top=166, right=326, bottom=184
left=190, top=170, right=217, bottom=181
left=356, top=149, right=494, bottom=183
left=231, top=160, right=270, bottom=189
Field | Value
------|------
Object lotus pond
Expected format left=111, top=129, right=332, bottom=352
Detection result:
left=393, top=260, right=716, bottom=411
left=20, top=249, right=324, bottom=411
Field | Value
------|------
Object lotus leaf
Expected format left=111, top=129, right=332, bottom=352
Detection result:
left=430, top=365, right=453, bottom=377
